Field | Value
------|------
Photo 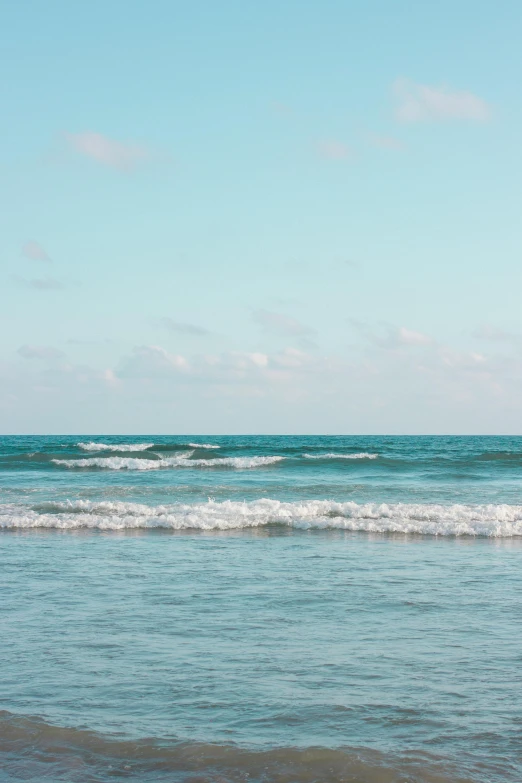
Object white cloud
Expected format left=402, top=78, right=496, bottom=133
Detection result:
left=393, top=78, right=491, bottom=122
left=3, top=333, right=522, bottom=432
left=439, top=347, right=488, bottom=369
left=272, top=347, right=310, bottom=369
left=22, top=241, right=51, bottom=262
left=349, top=320, right=432, bottom=349
left=117, top=345, right=188, bottom=378
left=397, top=327, right=431, bottom=346
left=244, top=352, right=268, bottom=368
left=116, top=345, right=316, bottom=385
left=66, top=132, right=149, bottom=169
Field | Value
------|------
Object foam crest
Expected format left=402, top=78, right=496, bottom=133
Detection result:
left=303, top=452, right=378, bottom=460
left=78, top=442, right=154, bottom=452
left=52, top=455, right=283, bottom=470
left=187, top=442, right=220, bottom=449
left=3, top=499, right=522, bottom=535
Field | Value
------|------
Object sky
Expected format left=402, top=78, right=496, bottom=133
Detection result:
left=1, top=0, right=522, bottom=434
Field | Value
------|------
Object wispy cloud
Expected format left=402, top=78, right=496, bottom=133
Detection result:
left=18, top=345, right=65, bottom=360
left=117, top=345, right=313, bottom=384
left=253, top=309, right=315, bottom=339
left=66, top=131, right=149, bottom=170
left=348, top=319, right=432, bottom=349
left=473, top=324, right=521, bottom=344
left=113, top=337, right=499, bottom=412
left=396, top=327, right=431, bottom=346
left=12, top=275, right=64, bottom=291
left=22, top=241, right=51, bottom=262
left=393, top=78, right=491, bottom=122
left=369, top=133, right=404, bottom=150
left=158, top=317, right=211, bottom=337
left=378, top=325, right=432, bottom=350
left=117, top=345, right=188, bottom=378
left=317, top=140, right=352, bottom=161
left=5, top=332, right=522, bottom=431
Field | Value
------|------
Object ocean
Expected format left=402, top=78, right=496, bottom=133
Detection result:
left=1, top=435, right=522, bottom=782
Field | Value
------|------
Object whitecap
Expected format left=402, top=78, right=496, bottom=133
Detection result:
left=77, top=442, right=154, bottom=452
left=3, top=499, right=522, bottom=536
left=303, top=452, right=378, bottom=460
left=52, top=455, right=283, bottom=470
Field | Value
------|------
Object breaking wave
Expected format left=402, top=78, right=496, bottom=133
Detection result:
left=3, top=499, right=522, bottom=535
left=78, top=441, right=154, bottom=452
left=51, top=455, right=284, bottom=470
left=187, top=442, right=220, bottom=449
left=303, top=452, right=378, bottom=460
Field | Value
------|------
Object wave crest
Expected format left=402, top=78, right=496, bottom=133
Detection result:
left=303, top=452, right=378, bottom=460
left=78, top=442, right=154, bottom=452
left=3, top=499, right=522, bottom=535
left=52, top=455, right=283, bottom=470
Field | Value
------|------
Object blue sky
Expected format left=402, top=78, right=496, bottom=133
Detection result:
left=1, top=0, right=522, bottom=433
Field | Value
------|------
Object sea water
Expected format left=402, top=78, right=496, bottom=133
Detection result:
left=1, top=436, right=522, bottom=782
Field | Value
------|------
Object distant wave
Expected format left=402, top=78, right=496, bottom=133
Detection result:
left=51, top=455, right=284, bottom=470
left=3, top=499, right=522, bottom=535
left=78, top=442, right=154, bottom=452
left=303, top=452, right=378, bottom=460
left=78, top=441, right=220, bottom=453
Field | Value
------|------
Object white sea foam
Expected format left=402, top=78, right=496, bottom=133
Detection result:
left=2, top=499, right=522, bottom=536
left=78, top=442, right=154, bottom=452
left=52, top=455, right=283, bottom=470
left=187, top=443, right=220, bottom=449
left=303, top=452, right=378, bottom=460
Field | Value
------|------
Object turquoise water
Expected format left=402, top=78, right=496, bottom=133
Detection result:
left=1, top=436, right=522, bottom=782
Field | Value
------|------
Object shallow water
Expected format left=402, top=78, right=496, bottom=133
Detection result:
left=1, top=436, right=522, bottom=781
